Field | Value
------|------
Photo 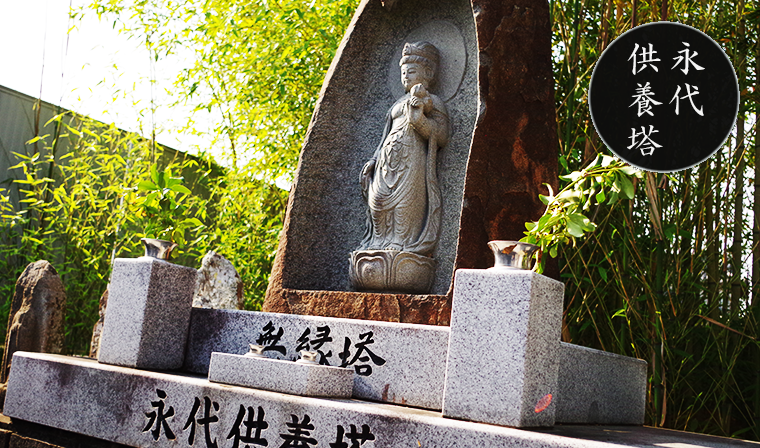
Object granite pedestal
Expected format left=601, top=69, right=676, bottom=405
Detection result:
left=98, top=257, right=197, bottom=370
left=442, top=269, right=565, bottom=427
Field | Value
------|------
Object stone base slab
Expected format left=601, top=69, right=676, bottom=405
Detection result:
left=5, top=353, right=756, bottom=448
left=186, top=308, right=647, bottom=424
left=98, top=257, right=196, bottom=370
left=556, top=342, right=647, bottom=424
left=208, top=353, right=354, bottom=398
left=185, top=308, right=450, bottom=410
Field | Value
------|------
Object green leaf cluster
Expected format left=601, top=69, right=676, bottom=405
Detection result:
left=136, top=164, right=203, bottom=245
left=0, top=112, right=160, bottom=354
left=80, top=0, right=357, bottom=178
left=521, top=155, right=643, bottom=272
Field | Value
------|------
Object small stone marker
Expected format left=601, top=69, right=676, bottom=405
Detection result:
left=98, top=257, right=196, bottom=370
left=208, top=352, right=354, bottom=398
left=442, top=269, right=564, bottom=427
left=192, top=251, right=244, bottom=309
left=0, top=260, right=66, bottom=406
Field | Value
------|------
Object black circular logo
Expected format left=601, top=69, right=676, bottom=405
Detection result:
left=589, top=22, right=738, bottom=172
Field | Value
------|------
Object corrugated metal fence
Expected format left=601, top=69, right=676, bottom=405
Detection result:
left=0, top=84, right=216, bottom=213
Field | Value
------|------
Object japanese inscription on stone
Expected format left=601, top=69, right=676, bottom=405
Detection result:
left=142, top=389, right=377, bottom=447
left=256, top=321, right=386, bottom=377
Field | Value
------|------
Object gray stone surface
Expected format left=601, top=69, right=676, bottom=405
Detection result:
left=209, top=352, right=354, bottom=398
left=6, top=352, right=757, bottom=448
left=349, top=250, right=436, bottom=293
left=184, top=308, right=449, bottom=410
left=98, top=257, right=197, bottom=370
left=185, top=308, right=648, bottom=422
left=1, top=260, right=66, bottom=385
left=556, top=342, right=647, bottom=424
left=268, top=0, right=478, bottom=296
left=192, top=251, right=243, bottom=310
left=386, top=21, right=467, bottom=102
left=442, top=269, right=565, bottom=427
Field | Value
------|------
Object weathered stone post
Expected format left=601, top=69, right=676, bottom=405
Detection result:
left=0, top=260, right=66, bottom=406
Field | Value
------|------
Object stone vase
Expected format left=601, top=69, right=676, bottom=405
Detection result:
left=140, top=238, right=178, bottom=261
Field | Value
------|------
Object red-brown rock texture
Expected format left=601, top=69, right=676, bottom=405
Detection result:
left=456, top=0, right=559, bottom=274
left=266, top=289, right=451, bottom=325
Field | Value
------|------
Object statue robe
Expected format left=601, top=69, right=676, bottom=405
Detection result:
left=361, top=93, right=450, bottom=256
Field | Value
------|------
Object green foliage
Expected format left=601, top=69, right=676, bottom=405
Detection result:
left=521, top=155, right=643, bottom=272
left=82, top=0, right=357, bottom=177
left=201, top=166, right=288, bottom=309
left=551, top=0, right=760, bottom=439
left=1, top=0, right=346, bottom=352
left=136, top=164, right=203, bottom=245
left=0, top=113, right=154, bottom=354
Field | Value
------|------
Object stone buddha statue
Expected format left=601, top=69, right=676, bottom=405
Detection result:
left=350, top=42, right=450, bottom=293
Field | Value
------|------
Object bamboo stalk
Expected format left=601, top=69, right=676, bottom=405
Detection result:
left=753, top=6, right=760, bottom=439
left=731, top=0, right=745, bottom=320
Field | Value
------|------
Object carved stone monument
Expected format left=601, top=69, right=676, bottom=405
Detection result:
left=0, top=4, right=663, bottom=446
left=264, top=0, right=559, bottom=324
left=351, top=41, right=450, bottom=293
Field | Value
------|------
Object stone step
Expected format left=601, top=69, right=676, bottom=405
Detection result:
left=3, top=352, right=753, bottom=448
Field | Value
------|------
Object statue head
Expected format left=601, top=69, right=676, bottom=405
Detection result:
left=399, top=41, right=439, bottom=91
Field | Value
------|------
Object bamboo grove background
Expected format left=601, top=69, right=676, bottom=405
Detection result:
left=553, top=0, right=760, bottom=439
left=0, top=0, right=759, bottom=441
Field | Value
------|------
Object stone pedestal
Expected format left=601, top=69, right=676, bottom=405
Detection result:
left=350, top=250, right=435, bottom=293
left=442, top=269, right=564, bottom=427
left=98, top=257, right=197, bottom=370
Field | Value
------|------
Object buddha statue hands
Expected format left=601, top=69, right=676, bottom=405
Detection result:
left=409, top=83, right=433, bottom=114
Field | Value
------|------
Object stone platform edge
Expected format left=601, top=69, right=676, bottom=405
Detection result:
left=4, top=353, right=757, bottom=448
left=185, top=308, right=647, bottom=424
left=4, top=352, right=627, bottom=448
